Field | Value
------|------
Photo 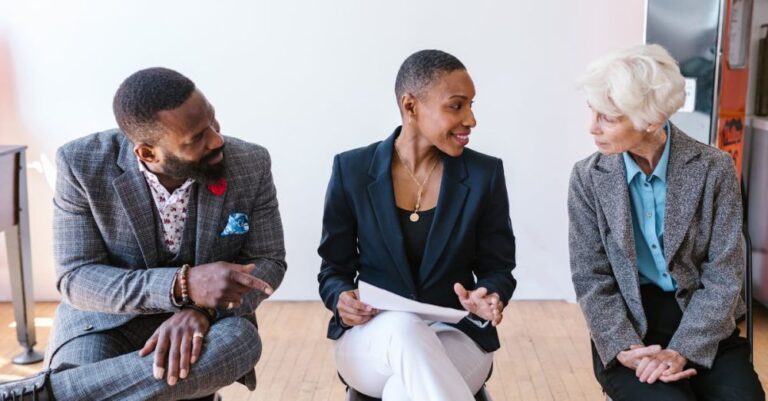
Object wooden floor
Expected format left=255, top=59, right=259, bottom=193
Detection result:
left=1, top=301, right=766, bottom=400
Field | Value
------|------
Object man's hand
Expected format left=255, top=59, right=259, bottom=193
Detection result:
left=637, top=348, right=697, bottom=384
left=177, top=262, right=273, bottom=309
left=336, top=289, right=377, bottom=327
left=454, top=283, right=504, bottom=326
left=139, top=309, right=210, bottom=386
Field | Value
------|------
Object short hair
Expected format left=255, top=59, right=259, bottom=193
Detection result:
left=579, top=44, right=685, bottom=129
left=395, top=49, right=466, bottom=102
left=113, top=67, right=196, bottom=144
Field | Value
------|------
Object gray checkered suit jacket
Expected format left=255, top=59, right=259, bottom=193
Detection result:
left=568, top=125, right=746, bottom=369
left=46, top=129, right=286, bottom=390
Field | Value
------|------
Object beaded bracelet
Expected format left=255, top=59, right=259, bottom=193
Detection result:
left=179, top=264, right=191, bottom=305
left=177, top=264, right=217, bottom=323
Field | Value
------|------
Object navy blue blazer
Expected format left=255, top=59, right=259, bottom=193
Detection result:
left=317, top=128, right=517, bottom=352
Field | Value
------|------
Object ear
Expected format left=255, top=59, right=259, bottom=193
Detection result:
left=400, top=93, right=417, bottom=122
left=134, top=144, right=158, bottom=164
left=645, top=121, right=664, bottom=134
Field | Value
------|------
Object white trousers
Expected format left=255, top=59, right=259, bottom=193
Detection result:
left=335, top=311, right=493, bottom=401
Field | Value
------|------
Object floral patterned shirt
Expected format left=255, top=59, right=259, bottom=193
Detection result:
left=137, top=158, right=195, bottom=254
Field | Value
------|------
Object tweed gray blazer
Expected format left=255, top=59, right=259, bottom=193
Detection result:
left=46, top=129, right=287, bottom=389
left=568, top=125, right=745, bottom=369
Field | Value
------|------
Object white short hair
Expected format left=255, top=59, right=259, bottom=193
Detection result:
left=579, top=44, right=686, bottom=129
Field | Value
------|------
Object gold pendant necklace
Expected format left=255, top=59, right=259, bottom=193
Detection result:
left=395, top=141, right=439, bottom=223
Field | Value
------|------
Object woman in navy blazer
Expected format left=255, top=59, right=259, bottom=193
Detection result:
left=318, top=50, right=516, bottom=400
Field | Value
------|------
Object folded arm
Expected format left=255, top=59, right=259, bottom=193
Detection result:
left=54, top=148, right=178, bottom=314
left=473, top=159, right=517, bottom=306
left=317, top=155, right=358, bottom=328
left=568, top=166, right=643, bottom=367
left=667, top=153, right=744, bottom=368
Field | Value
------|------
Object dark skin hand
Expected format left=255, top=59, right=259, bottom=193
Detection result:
left=337, top=289, right=378, bottom=326
left=174, top=262, right=273, bottom=309
left=337, top=286, right=504, bottom=327
left=139, top=308, right=210, bottom=386
left=454, top=283, right=504, bottom=326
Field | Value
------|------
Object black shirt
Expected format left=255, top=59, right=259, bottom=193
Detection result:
left=397, top=206, right=436, bottom=283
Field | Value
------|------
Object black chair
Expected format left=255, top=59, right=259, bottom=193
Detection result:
left=742, top=179, right=754, bottom=362
left=184, top=393, right=221, bottom=401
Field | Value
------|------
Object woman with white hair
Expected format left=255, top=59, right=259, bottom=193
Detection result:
left=568, top=44, right=764, bottom=400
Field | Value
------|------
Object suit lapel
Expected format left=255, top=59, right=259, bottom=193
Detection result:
left=195, top=175, right=227, bottom=265
left=663, top=126, right=705, bottom=265
left=593, top=153, right=637, bottom=268
left=113, top=136, right=158, bottom=268
left=419, top=154, right=468, bottom=283
left=367, top=131, right=417, bottom=293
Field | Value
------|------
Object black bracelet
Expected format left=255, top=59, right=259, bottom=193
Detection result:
left=182, top=304, right=217, bottom=323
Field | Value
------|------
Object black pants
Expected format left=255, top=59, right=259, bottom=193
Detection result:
left=593, top=285, right=765, bottom=401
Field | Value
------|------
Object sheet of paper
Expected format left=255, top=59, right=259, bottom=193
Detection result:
left=358, top=281, right=469, bottom=324
left=682, top=77, right=697, bottom=113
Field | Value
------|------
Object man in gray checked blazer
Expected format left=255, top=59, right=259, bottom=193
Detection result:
left=0, top=68, right=286, bottom=401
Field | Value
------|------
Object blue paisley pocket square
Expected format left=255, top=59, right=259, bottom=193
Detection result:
left=221, top=213, right=249, bottom=236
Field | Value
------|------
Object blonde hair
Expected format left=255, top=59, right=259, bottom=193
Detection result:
left=579, top=44, right=686, bottom=129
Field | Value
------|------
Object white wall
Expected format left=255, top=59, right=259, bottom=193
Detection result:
left=0, top=0, right=645, bottom=302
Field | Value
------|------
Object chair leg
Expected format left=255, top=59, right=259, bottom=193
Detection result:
left=346, top=387, right=379, bottom=401
left=182, top=392, right=221, bottom=401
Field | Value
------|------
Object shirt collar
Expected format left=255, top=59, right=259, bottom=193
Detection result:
left=136, top=157, right=195, bottom=193
left=622, top=122, right=671, bottom=184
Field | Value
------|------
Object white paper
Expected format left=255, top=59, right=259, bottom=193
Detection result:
left=682, top=78, right=696, bottom=113
left=358, top=281, right=469, bottom=324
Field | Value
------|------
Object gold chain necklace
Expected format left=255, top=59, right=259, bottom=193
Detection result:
left=394, top=143, right=440, bottom=223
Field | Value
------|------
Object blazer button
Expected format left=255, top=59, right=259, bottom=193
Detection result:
left=83, top=325, right=94, bottom=332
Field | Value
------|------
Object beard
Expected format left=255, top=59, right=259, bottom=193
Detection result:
left=162, top=144, right=225, bottom=184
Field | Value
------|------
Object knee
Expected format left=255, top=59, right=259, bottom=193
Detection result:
left=373, top=311, right=438, bottom=348
left=207, top=317, right=262, bottom=373
left=47, top=334, right=121, bottom=371
left=607, top=382, right=693, bottom=401
left=374, top=311, right=425, bottom=330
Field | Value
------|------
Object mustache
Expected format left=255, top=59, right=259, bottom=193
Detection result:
left=201, top=144, right=225, bottom=163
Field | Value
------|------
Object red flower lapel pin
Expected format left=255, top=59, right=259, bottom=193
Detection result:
left=207, top=177, right=227, bottom=196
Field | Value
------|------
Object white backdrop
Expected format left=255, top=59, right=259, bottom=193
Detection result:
left=0, top=0, right=645, bottom=302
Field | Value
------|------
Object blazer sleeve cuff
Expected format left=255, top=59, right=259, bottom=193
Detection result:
left=593, top=332, right=643, bottom=368
left=667, top=338, right=717, bottom=369
left=475, top=281, right=511, bottom=305
left=145, top=268, right=181, bottom=312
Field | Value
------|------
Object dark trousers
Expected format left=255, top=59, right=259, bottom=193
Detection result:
left=593, top=285, right=765, bottom=401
